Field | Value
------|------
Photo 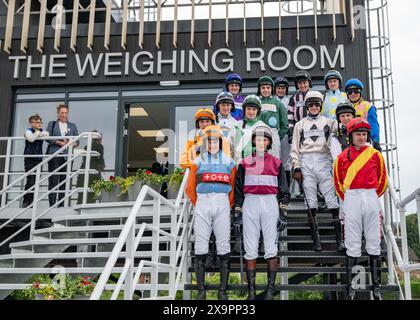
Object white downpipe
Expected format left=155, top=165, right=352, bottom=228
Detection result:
left=383, top=192, right=395, bottom=285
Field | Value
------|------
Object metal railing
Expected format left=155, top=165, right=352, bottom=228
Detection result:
left=90, top=168, right=191, bottom=300
left=0, top=132, right=101, bottom=247
left=382, top=181, right=420, bottom=300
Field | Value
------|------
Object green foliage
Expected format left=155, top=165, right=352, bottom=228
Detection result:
left=136, top=169, right=168, bottom=185
left=406, top=214, right=420, bottom=260
left=11, top=274, right=95, bottom=300
left=167, top=168, right=185, bottom=190
left=89, top=175, right=123, bottom=198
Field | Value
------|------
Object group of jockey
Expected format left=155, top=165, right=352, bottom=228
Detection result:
left=180, top=70, right=388, bottom=301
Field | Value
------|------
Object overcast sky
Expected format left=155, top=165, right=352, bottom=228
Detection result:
left=388, top=0, right=420, bottom=212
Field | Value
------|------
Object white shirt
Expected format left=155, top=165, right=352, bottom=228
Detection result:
left=58, top=121, right=68, bottom=137
left=24, top=129, right=49, bottom=142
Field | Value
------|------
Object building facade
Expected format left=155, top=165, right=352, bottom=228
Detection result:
left=0, top=0, right=369, bottom=177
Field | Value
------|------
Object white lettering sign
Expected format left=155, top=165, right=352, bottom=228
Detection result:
left=8, top=45, right=345, bottom=79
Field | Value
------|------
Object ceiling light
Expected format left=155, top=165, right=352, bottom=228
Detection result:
left=129, top=107, right=148, bottom=117
left=137, top=130, right=165, bottom=138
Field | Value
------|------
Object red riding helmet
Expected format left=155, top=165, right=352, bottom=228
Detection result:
left=346, top=118, right=371, bottom=135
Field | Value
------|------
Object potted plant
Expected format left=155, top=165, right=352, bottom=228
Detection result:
left=118, top=176, right=141, bottom=201
left=90, top=176, right=127, bottom=203
left=142, top=170, right=167, bottom=200
left=17, top=274, right=95, bottom=300
left=166, top=168, right=185, bottom=199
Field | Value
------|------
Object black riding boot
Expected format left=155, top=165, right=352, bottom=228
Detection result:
left=218, top=254, right=230, bottom=300
left=346, top=256, right=358, bottom=300
left=330, top=208, right=345, bottom=252
left=370, top=255, right=382, bottom=300
left=308, top=209, right=322, bottom=252
left=265, top=258, right=278, bottom=300
left=245, top=259, right=257, bottom=300
left=194, top=254, right=207, bottom=300
left=206, top=233, right=217, bottom=269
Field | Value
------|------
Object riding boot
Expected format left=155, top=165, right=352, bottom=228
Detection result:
left=265, top=258, right=278, bottom=300
left=205, top=233, right=217, bottom=269
left=370, top=255, right=382, bottom=300
left=245, top=259, right=257, bottom=300
left=308, top=208, right=322, bottom=252
left=331, top=208, right=345, bottom=252
left=194, top=254, right=207, bottom=300
left=218, top=254, right=230, bottom=300
left=346, top=255, right=358, bottom=300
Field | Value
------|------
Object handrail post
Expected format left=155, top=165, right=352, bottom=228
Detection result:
left=124, top=212, right=135, bottom=300
left=416, top=193, right=420, bottom=245
left=30, top=166, right=42, bottom=239
left=83, top=133, right=94, bottom=205
left=399, top=205, right=412, bottom=300
left=151, top=196, right=160, bottom=299
left=65, top=143, right=74, bottom=207
left=1, top=138, right=12, bottom=207
left=182, top=200, right=192, bottom=300
left=169, top=204, right=177, bottom=298
left=383, top=192, right=395, bottom=284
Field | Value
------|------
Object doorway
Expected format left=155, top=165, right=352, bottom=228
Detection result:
left=122, top=101, right=214, bottom=176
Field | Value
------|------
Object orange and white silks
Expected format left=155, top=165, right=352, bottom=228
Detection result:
left=179, top=126, right=232, bottom=169
left=333, top=145, right=388, bottom=201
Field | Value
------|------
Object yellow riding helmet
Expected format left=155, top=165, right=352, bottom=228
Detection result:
left=194, top=108, right=216, bottom=128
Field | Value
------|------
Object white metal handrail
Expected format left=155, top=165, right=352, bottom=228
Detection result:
left=0, top=132, right=101, bottom=245
left=383, top=180, right=420, bottom=300
left=90, top=168, right=191, bottom=300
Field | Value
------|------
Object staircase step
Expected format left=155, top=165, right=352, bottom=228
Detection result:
left=0, top=250, right=176, bottom=261
left=184, top=284, right=400, bottom=292
left=187, top=266, right=389, bottom=273
left=31, top=223, right=185, bottom=236
left=278, top=235, right=336, bottom=242
left=0, top=283, right=178, bottom=291
left=0, top=266, right=180, bottom=274
left=9, top=236, right=178, bottom=249
left=52, top=212, right=176, bottom=224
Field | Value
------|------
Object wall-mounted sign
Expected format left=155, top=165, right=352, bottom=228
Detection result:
left=9, top=45, right=344, bottom=80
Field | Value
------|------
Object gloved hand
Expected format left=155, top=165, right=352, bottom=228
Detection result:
left=277, top=203, right=288, bottom=232
left=287, top=128, right=294, bottom=144
left=293, top=168, right=303, bottom=184
left=372, top=140, right=382, bottom=152
left=232, top=207, right=242, bottom=227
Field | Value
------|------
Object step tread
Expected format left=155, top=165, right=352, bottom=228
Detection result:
left=52, top=211, right=176, bottom=223
left=184, top=284, right=400, bottom=292
left=0, top=266, right=181, bottom=274
left=187, top=267, right=390, bottom=273
left=9, top=236, right=177, bottom=248
left=0, top=250, right=177, bottom=260
left=32, top=223, right=184, bottom=235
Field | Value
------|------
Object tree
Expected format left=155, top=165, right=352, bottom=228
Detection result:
left=406, top=214, right=420, bottom=261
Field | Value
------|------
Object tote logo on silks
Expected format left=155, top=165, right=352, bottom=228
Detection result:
left=203, top=173, right=231, bottom=184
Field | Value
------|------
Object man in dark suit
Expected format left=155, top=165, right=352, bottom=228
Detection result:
left=46, top=104, right=79, bottom=207
left=152, top=152, right=169, bottom=197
